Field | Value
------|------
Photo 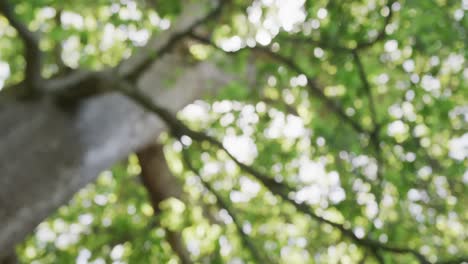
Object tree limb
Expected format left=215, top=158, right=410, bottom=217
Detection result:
left=436, top=256, right=468, bottom=264
left=0, top=50, right=232, bottom=257
left=117, top=82, right=435, bottom=264
left=189, top=33, right=368, bottom=135
left=0, top=0, right=42, bottom=93
left=137, top=143, right=192, bottom=264
left=355, top=0, right=396, bottom=50
left=119, top=0, right=227, bottom=81
left=180, top=148, right=267, bottom=263
left=352, top=50, right=384, bottom=202
left=1, top=1, right=226, bottom=98
left=352, top=51, right=379, bottom=130
left=280, top=0, right=396, bottom=52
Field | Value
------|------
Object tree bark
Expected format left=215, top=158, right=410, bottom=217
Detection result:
left=0, top=252, right=17, bottom=264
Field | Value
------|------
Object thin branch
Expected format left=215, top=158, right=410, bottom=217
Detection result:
left=189, top=33, right=368, bottom=135
left=116, top=81, right=432, bottom=264
left=1, top=1, right=227, bottom=96
left=0, top=0, right=42, bottom=92
left=373, top=250, right=385, bottom=264
left=436, top=256, right=468, bottom=264
left=276, top=35, right=352, bottom=53
left=123, top=0, right=228, bottom=81
left=180, top=148, right=265, bottom=263
left=352, top=51, right=378, bottom=130
left=355, top=0, right=396, bottom=50
left=278, top=0, right=396, bottom=52
left=358, top=250, right=368, bottom=264
left=352, top=50, right=384, bottom=201
left=52, top=9, right=69, bottom=73
left=262, top=97, right=300, bottom=117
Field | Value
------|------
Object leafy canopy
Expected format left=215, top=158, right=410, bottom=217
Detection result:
left=1, top=0, right=466, bottom=263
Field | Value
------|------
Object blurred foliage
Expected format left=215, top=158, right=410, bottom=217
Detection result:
left=1, top=0, right=466, bottom=263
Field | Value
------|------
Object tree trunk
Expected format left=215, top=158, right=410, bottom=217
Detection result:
left=0, top=52, right=231, bottom=257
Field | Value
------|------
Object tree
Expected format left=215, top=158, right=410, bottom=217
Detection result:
left=0, top=0, right=466, bottom=263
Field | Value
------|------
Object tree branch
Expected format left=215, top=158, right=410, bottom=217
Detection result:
left=180, top=148, right=266, bottom=263
left=0, top=45, right=232, bottom=255
left=137, top=143, right=191, bottom=264
left=352, top=50, right=384, bottom=201
left=3, top=1, right=228, bottom=98
left=52, top=9, right=69, bottom=74
left=355, top=0, right=396, bottom=50
left=277, top=0, right=396, bottom=52
left=189, top=33, right=368, bottom=135
left=116, top=81, right=434, bottom=264
left=120, top=0, right=227, bottom=81
left=0, top=0, right=42, bottom=93
left=436, top=256, right=468, bottom=264
left=352, top=51, right=379, bottom=130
